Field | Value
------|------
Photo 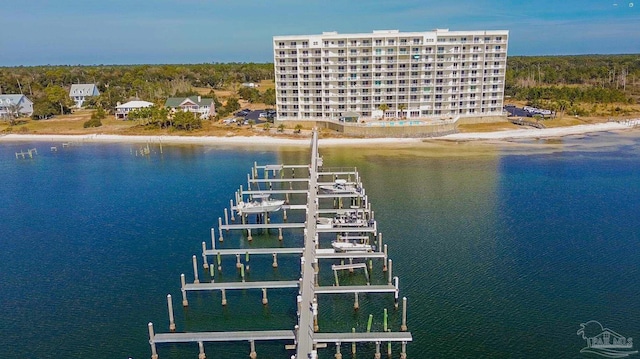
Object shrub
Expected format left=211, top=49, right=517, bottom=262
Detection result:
left=83, top=118, right=102, bottom=128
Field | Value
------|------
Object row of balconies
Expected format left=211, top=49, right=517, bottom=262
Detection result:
left=275, top=39, right=507, bottom=51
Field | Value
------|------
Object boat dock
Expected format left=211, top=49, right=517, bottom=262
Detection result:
left=147, top=129, right=412, bottom=359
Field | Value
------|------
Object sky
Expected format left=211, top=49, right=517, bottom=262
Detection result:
left=1, top=0, right=638, bottom=66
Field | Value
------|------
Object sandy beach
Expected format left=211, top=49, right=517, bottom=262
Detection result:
left=1, top=120, right=639, bottom=146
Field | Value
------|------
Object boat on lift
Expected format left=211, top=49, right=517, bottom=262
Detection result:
left=236, top=194, right=285, bottom=214
left=331, top=240, right=374, bottom=252
left=319, top=179, right=360, bottom=194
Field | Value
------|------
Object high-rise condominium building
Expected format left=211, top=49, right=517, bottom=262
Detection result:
left=273, top=29, right=508, bottom=121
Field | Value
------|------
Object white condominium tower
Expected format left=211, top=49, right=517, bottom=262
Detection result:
left=273, top=29, right=508, bottom=121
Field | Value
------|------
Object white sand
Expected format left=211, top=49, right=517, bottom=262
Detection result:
left=1, top=120, right=638, bottom=146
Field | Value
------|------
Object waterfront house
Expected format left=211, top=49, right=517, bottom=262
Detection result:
left=165, top=96, right=215, bottom=119
left=69, top=84, right=100, bottom=108
left=115, top=100, right=154, bottom=119
left=0, top=94, right=34, bottom=118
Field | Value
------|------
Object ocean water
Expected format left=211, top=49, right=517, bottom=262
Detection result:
left=1, top=132, right=639, bottom=359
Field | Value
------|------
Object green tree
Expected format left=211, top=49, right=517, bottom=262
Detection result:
left=277, top=123, right=285, bottom=132
left=398, top=103, right=407, bottom=119
left=262, top=88, right=276, bottom=106
left=45, top=85, right=73, bottom=115
left=378, top=104, right=389, bottom=119
left=172, top=110, right=202, bottom=130
left=91, top=106, right=106, bottom=120
left=225, top=97, right=240, bottom=113
left=294, top=124, right=302, bottom=133
left=263, top=122, right=271, bottom=131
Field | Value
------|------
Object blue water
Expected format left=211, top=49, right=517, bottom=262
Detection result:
left=1, top=133, right=639, bottom=358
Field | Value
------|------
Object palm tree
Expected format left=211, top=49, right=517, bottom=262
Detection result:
left=277, top=123, right=285, bottom=133
left=378, top=104, right=389, bottom=120
left=263, top=122, right=271, bottom=131
left=398, top=103, right=407, bottom=119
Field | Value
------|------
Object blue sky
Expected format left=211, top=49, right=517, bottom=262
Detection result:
left=1, top=0, right=638, bottom=66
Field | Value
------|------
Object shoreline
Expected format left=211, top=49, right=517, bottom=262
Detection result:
left=1, top=120, right=638, bottom=146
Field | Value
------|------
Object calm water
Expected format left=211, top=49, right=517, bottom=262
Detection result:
left=1, top=133, right=639, bottom=359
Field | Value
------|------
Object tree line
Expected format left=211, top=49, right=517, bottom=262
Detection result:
left=1, top=55, right=638, bottom=121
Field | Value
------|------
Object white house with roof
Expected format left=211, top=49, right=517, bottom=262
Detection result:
left=115, top=100, right=154, bottom=119
left=69, top=84, right=100, bottom=108
left=0, top=94, right=34, bottom=118
left=164, top=96, right=215, bottom=119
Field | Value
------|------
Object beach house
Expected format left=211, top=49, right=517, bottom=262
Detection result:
left=115, top=100, right=154, bottom=119
left=0, top=94, right=34, bottom=118
left=69, top=84, right=100, bottom=108
left=165, top=96, right=215, bottom=119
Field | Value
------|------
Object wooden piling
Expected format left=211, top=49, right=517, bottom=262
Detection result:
left=180, top=274, right=188, bottom=307
left=249, top=339, right=257, bottom=359
left=353, top=292, right=359, bottom=311
left=334, top=342, right=342, bottom=359
left=278, top=227, right=283, bottom=240
left=272, top=253, right=278, bottom=268
left=218, top=217, right=224, bottom=242
left=375, top=341, right=381, bottom=359
left=198, top=340, right=206, bottom=359
left=262, top=288, right=268, bottom=305
left=224, top=208, right=229, bottom=226
left=202, top=242, right=209, bottom=270
left=387, top=259, right=393, bottom=285
left=148, top=322, right=158, bottom=359
left=230, top=200, right=235, bottom=221
left=192, top=255, right=200, bottom=284
left=351, top=328, right=356, bottom=355
left=221, top=288, right=227, bottom=306
left=247, top=228, right=253, bottom=241
left=167, top=294, right=176, bottom=332
left=401, top=297, right=408, bottom=331
left=236, top=254, right=242, bottom=269
left=394, top=277, right=399, bottom=309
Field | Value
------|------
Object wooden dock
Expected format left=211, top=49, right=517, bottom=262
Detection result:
left=147, top=129, right=412, bottom=359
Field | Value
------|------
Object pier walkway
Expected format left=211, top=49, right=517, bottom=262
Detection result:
left=147, top=129, right=411, bottom=359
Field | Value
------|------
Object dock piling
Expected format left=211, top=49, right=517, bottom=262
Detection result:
left=221, top=288, right=227, bottom=306
left=236, top=254, right=242, bottom=269
left=272, top=253, right=278, bottom=268
left=387, top=259, right=393, bottom=285
left=353, top=292, right=359, bottom=311
left=278, top=227, right=283, bottom=240
left=375, top=341, right=381, bottom=359
left=218, top=218, right=224, bottom=242
left=180, top=274, right=188, bottom=307
left=230, top=200, right=235, bottom=221
left=148, top=322, right=158, bottom=359
left=192, top=255, right=200, bottom=284
left=202, top=242, right=209, bottom=270
left=262, top=288, right=268, bottom=305
left=224, top=208, right=229, bottom=226
left=394, top=277, right=399, bottom=309
left=401, top=341, right=407, bottom=359
left=198, top=340, right=206, bottom=359
left=247, top=228, right=253, bottom=241
left=401, top=297, right=408, bottom=331
left=250, top=339, right=257, bottom=359
left=334, top=342, right=342, bottom=359
left=167, top=294, right=176, bottom=332
left=209, top=264, right=215, bottom=283
left=351, top=328, right=356, bottom=355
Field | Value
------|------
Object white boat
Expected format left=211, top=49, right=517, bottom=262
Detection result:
left=236, top=194, right=285, bottom=214
left=331, top=241, right=374, bottom=252
left=319, top=179, right=360, bottom=194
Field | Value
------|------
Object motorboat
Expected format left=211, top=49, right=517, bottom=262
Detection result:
left=236, top=194, right=285, bottom=214
left=331, top=240, right=374, bottom=252
left=316, top=210, right=371, bottom=229
left=319, top=179, right=360, bottom=194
